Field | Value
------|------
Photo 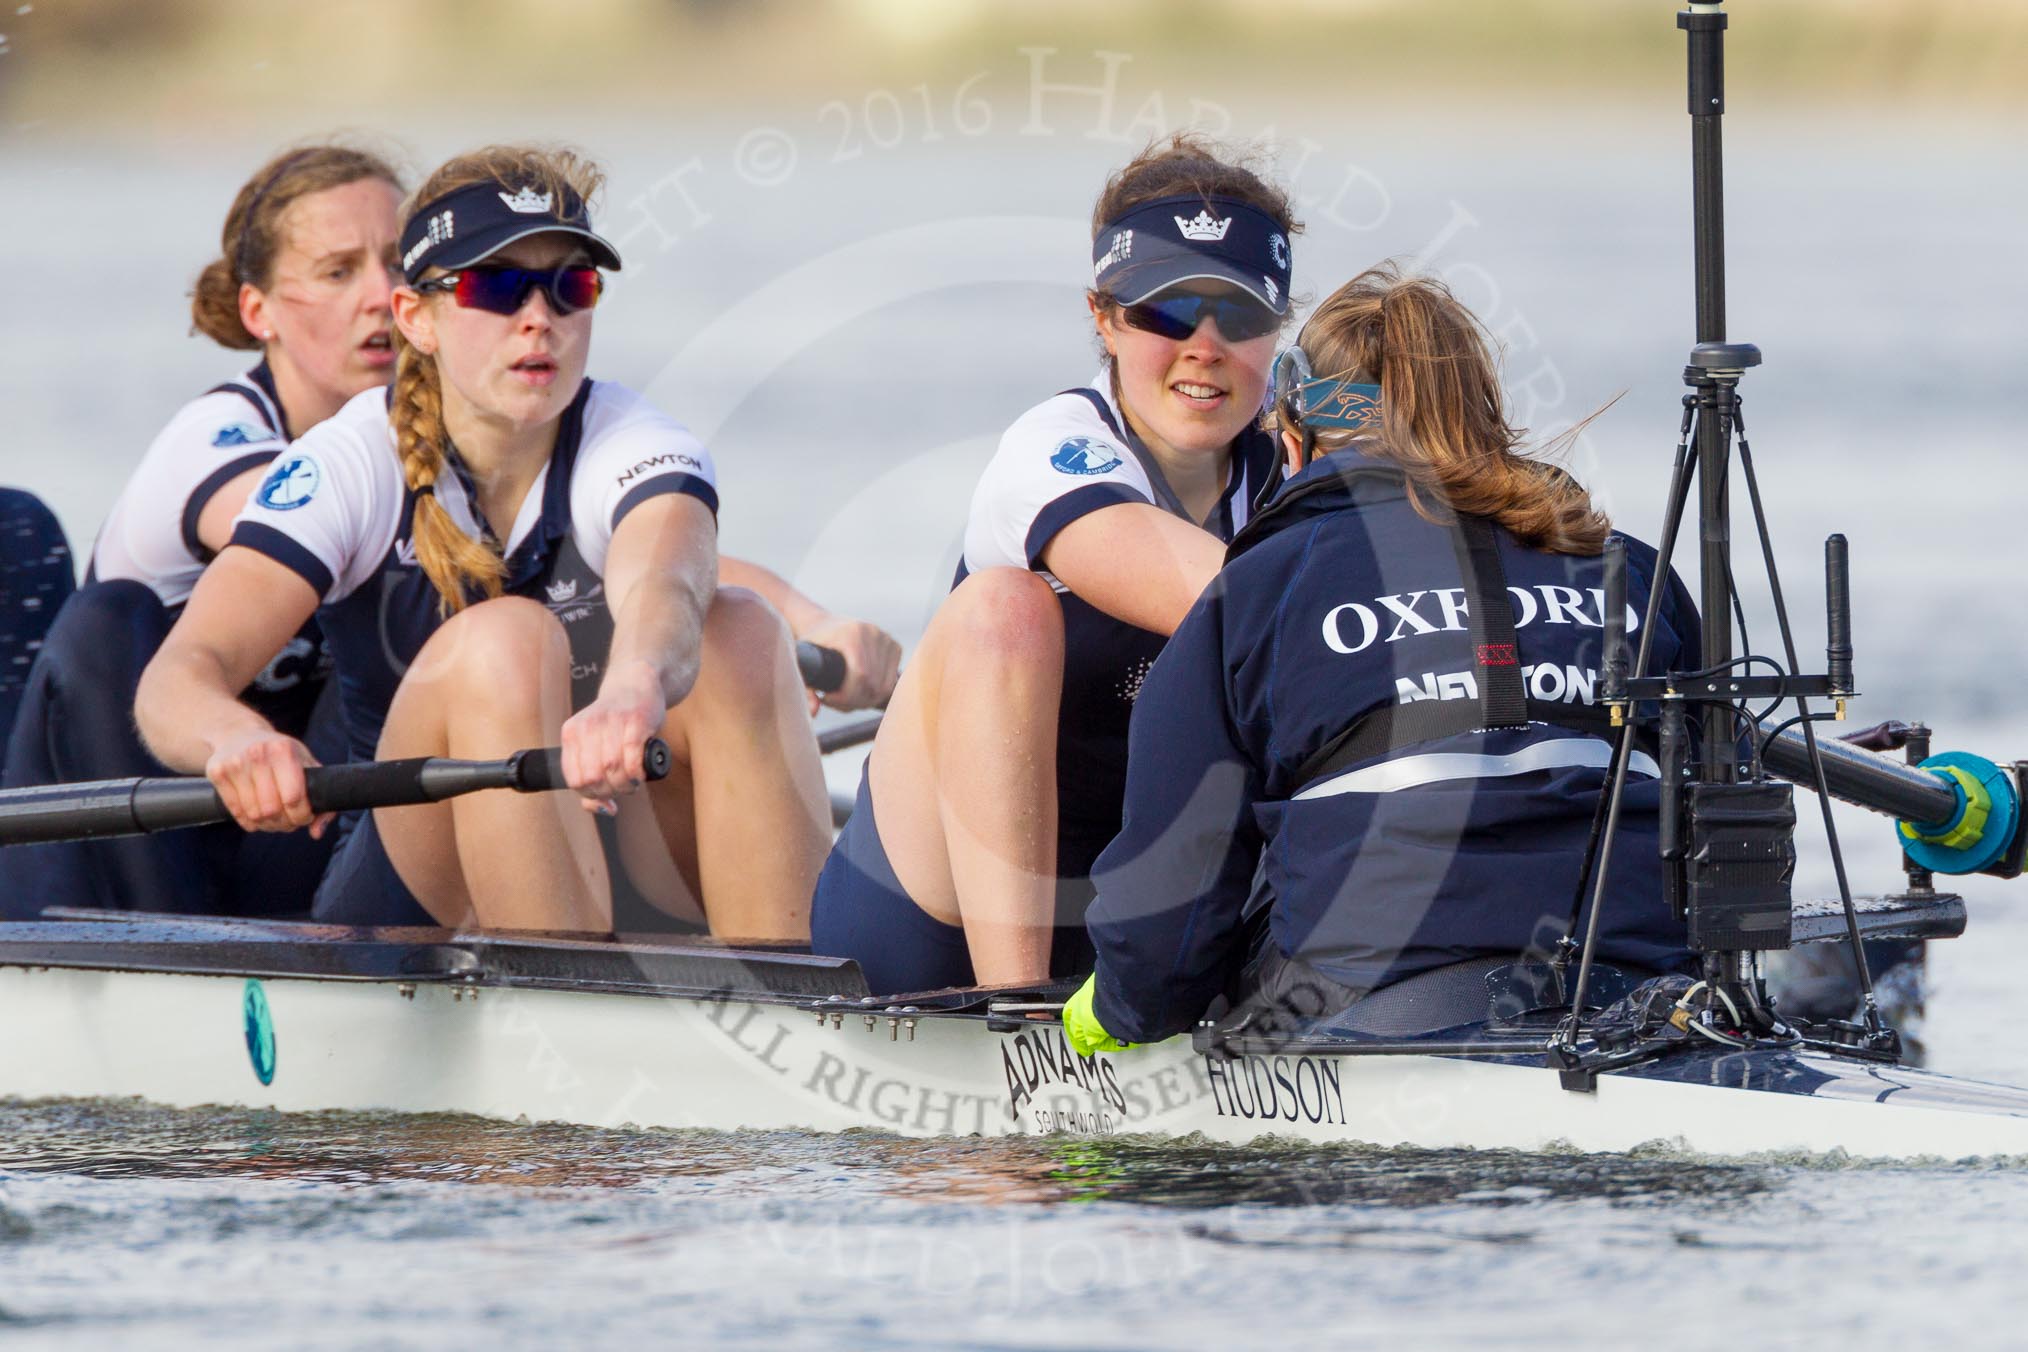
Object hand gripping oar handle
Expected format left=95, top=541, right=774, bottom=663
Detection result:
left=0, top=738, right=672, bottom=846
left=795, top=640, right=885, bottom=757
left=794, top=640, right=847, bottom=694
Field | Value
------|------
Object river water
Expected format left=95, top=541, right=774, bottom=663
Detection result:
left=2, top=72, right=2026, bottom=1349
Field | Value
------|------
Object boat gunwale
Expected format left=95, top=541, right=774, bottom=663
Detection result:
left=0, top=917, right=872, bottom=1006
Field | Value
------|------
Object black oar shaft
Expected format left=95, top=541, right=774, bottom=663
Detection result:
left=1761, top=726, right=1958, bottom=827
left=816, top=716, right=882, bottom=756
left=0, top=778, right=225, bottom=844
left=0, top=739, right=671, bottom=847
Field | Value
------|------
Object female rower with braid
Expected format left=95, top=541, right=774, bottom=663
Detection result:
left=137, top=145, right=832, bottom=935
left=811, top=134, right=1297, bottom=993
left=2, top=142, right=404, bottom=918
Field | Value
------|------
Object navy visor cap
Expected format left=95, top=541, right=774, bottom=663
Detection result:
left=400, top=181, right=623, bottom=284
left=1091, top=194, right=1292, bottom=315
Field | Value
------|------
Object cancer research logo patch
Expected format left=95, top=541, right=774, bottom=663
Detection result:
left=403, top=210, right=454, bottom=271
left=1050, top=437, right=1123, bottom=477
left=255, top=455, right=321, bottom=511
left=211, top=422, right=270, bottom=449
left=1094, top=228, right=1133, bottom=280
left=1269, top=232, right=1289, bottom=270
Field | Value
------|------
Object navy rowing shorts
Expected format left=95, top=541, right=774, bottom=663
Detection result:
left=810, top=763, right=1096, bottom=996
left=311, top=810, right=435, bottom=928
left=310, top=804, right=705, bottom=934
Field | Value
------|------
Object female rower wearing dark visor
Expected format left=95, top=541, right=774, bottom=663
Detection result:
left=811, top=133, right=1298, bottom=994
left=136, top=144, right=832, bottom=937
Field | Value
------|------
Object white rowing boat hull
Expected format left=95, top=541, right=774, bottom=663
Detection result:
left=7, top=962, right=2028, bottom=1161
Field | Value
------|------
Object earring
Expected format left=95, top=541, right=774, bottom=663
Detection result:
left=261, top=330, right=274, bottom=341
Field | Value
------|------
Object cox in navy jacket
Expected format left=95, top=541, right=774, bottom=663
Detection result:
left=1084, top=451, right=1702, bottom=1045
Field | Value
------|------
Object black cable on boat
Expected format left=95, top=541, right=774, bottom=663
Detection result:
left=1555, top=416, right=1700, bottom=1048
left=1554, top=401, right=1695, bottom=977
left=1733, top=415, right=1885, bottom=1038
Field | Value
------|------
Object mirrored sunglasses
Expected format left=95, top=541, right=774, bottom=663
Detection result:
left=1120, top=292, right=1279, bottom=343
left=414, top=264, right=604, bottom=316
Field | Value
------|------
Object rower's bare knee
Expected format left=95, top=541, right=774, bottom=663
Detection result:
left=943, top=567, right=1062, bottom=667
left=690, top=585, right=794, bottom=720
left=413, top=595, right=570, bottom=706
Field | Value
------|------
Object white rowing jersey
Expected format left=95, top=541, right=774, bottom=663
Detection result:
left=229, top=378, right=718, bottom=760
left=956, top=370, right=1277, bottom=871
left=90, top=362, right=291, bottom=606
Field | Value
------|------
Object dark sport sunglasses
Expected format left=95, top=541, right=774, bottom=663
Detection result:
left=1119, top=292, right=1279, bottom=343
left=413, top=264, right=605, bottom=316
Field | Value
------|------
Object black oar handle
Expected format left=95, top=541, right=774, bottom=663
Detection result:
left=795, top=641, right=847, bottom=694
left=0, top=738, right=671, bottom=846
left=504, top=738, right=673, bottom=794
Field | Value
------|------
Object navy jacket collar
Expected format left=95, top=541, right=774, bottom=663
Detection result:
left=1227, top=447, right=1410, bottom=562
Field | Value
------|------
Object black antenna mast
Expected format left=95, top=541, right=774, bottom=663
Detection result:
left=1551, top=0, right=1895, bottom=1075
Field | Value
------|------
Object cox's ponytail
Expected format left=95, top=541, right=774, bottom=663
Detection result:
left=1274, top=262, right=1613, bottom=555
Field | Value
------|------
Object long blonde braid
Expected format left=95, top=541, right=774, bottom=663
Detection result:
left=391, top=335, right=506, bottom=615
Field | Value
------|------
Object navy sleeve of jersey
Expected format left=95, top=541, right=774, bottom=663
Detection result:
left=1085, top=582, right=1266, bottom=1044
left=1025, top=482, right=1147, bottom=567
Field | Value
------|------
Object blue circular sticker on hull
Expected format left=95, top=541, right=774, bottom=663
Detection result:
left=243, top=979, right=277, bottom=1086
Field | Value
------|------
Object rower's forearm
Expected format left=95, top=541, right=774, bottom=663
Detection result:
left=720, top=557, right=827, bottom=636
left=605, top=571, right=711, bottom=709
left=134, top=648, right=275, bottom=773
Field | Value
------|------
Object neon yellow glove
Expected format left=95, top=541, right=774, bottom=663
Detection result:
left=1063, top=973, right=1133, bottom=1057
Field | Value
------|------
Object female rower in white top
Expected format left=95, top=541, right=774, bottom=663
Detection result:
left=0, top=142, right=405, bottom=919
left=136, top=145, right=833, bottom=936
left=810, top=134, right=1299, bottom=993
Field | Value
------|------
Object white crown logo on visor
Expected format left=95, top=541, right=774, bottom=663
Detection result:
left=499, top=187, right=554, bottom=214
left=1175, top=210, right=1232, bottom=242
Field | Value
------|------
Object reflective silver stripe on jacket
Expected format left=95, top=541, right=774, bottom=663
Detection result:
left=1293, top=736, right=1660, bottom=800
